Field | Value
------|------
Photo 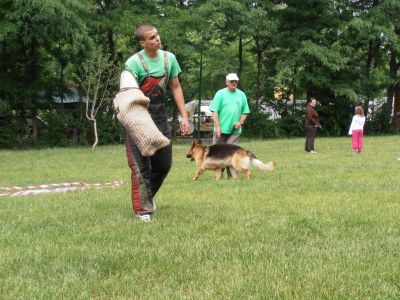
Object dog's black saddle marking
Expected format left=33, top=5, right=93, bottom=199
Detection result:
left=207, top=144, right=244, bottom=159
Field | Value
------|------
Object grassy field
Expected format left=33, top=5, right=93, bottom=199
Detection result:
left=0, top=136, right=399, bottom=299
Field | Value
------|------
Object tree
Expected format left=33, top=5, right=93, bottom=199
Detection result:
left=0, top=0, right=91, bottom=145
left=2, top=0, right=400, bottom=148
left=268, top=0, right=359, bottom=134
left=76, top=47, right=118, bottom=150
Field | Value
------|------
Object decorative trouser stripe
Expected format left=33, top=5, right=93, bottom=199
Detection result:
left=125, top=132, right=152, bottom=215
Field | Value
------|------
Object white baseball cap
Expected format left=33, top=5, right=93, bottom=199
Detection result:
left=226, top=73, right=239, bottom=81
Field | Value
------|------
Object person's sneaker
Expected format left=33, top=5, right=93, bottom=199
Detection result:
left=137, top=214, right=151, bottom=222
left=310, top=150, right=317, bottom=154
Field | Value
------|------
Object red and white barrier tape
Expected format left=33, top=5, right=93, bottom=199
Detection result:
left=1, top=182, right=89, bottom=191
left=0, top=181, right=123, bottom=197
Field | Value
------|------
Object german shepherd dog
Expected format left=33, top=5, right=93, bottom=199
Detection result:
left=186, top=140, right=276, bottom=180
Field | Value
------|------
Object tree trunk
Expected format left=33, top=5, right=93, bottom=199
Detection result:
left=92, top=119, right=98, bottom=151
left=25, top=39, right=38, bottom=146
left=238, top=35, right=243, bottom=81
left=363, top=40, right=374, bottom=113
left=107, top=28, right=115, bottom=60
left=305, top=64, right=314, bottom=100
left=71, top=128, right=79, bottom=144
left=32, top=110, right=38, bottom=146
left=255, top=35, right=262, bottom=106
left=292, top=65, right=298, bottom=114
left=60, top=63, right=65, bottom=110
left=387, top=47, right=397, bottom=121
left=393, top=84, right=400, bottom=131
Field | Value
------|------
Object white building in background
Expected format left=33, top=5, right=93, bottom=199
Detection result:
left=178, top=100, right=213, bottom=137
left=184, top=100, right=213, bottom=120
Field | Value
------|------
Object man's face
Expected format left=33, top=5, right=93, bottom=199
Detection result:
left=226, top=80, right=239, bottom=91
left=140, top=28, right=161, bottom=51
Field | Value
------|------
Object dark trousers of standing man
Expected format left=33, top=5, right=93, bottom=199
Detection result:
left=305, top=125, right=317, bottom=152
left=213, top=132, right=240, bottom=177
left=125, top=132, right=172, bottom=215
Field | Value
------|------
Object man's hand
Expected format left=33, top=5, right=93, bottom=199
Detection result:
left=216, top=127, right=222, bottom=138
left=234, top=121, right=242, bottom=129
left=180, top=117, right=190, bottom=135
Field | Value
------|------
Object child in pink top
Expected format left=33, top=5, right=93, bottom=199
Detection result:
left=348, top=106, right=366, bottom=153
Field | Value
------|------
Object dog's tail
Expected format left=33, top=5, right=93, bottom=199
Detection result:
left=247, top=151, right=276, bottom=171
left=252, top=159, right=276, bottom=171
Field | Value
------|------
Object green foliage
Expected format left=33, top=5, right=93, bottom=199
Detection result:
left=95, top=108, right=125, bottom=145
left=0, top=0, right=399, bottom=148
left=0, top=99, right=18, bottom=148
left=243, top=102, right=282, bottom=139
left=37, top=111, right=74, bottom=147
left=244, top=112, right=280, bottom=139
left=366, top=102, right=394, bottom=134
left=277, top=114, right=305, bottom=137
left=301, top=41, right=348, bottom=72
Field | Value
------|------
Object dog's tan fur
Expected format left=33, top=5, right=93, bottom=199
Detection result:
left=186, top=140, right=276, bottom=180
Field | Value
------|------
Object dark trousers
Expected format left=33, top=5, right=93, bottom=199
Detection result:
left=212, top=132, right=240, bottom=145
left=305, top=125, right=317, bottom=152
left=125, top=132, right=172, bottom=215
left=213, top=132, right=240, bottom=177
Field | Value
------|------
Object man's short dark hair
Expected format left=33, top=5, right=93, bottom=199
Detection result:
left=135, top=24, right=155, bottom=42
left=308, top=97, right=316, bottom=103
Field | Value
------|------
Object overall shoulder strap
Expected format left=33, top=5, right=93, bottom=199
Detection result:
left=163, top=50, right=169, bottom=85
left=136, top=52, right=149, bottom=74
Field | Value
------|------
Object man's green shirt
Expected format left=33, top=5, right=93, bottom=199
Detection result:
left=209, top=88, right=250, bottom=134
left=125, top=49, right=181, bottom=84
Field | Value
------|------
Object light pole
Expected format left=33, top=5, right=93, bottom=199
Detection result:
left=197, top=47, right=203, bottom=139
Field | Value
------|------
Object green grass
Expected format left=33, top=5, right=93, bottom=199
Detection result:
left=1, top=136, right=399, bottom=299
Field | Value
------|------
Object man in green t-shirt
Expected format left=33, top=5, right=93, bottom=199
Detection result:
left=209, top=73, right=250, bottom=145
left=123, top=24, right=189, bottom=222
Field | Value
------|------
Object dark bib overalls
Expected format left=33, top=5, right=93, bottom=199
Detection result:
left=125, top=51, right=172, bottom=215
